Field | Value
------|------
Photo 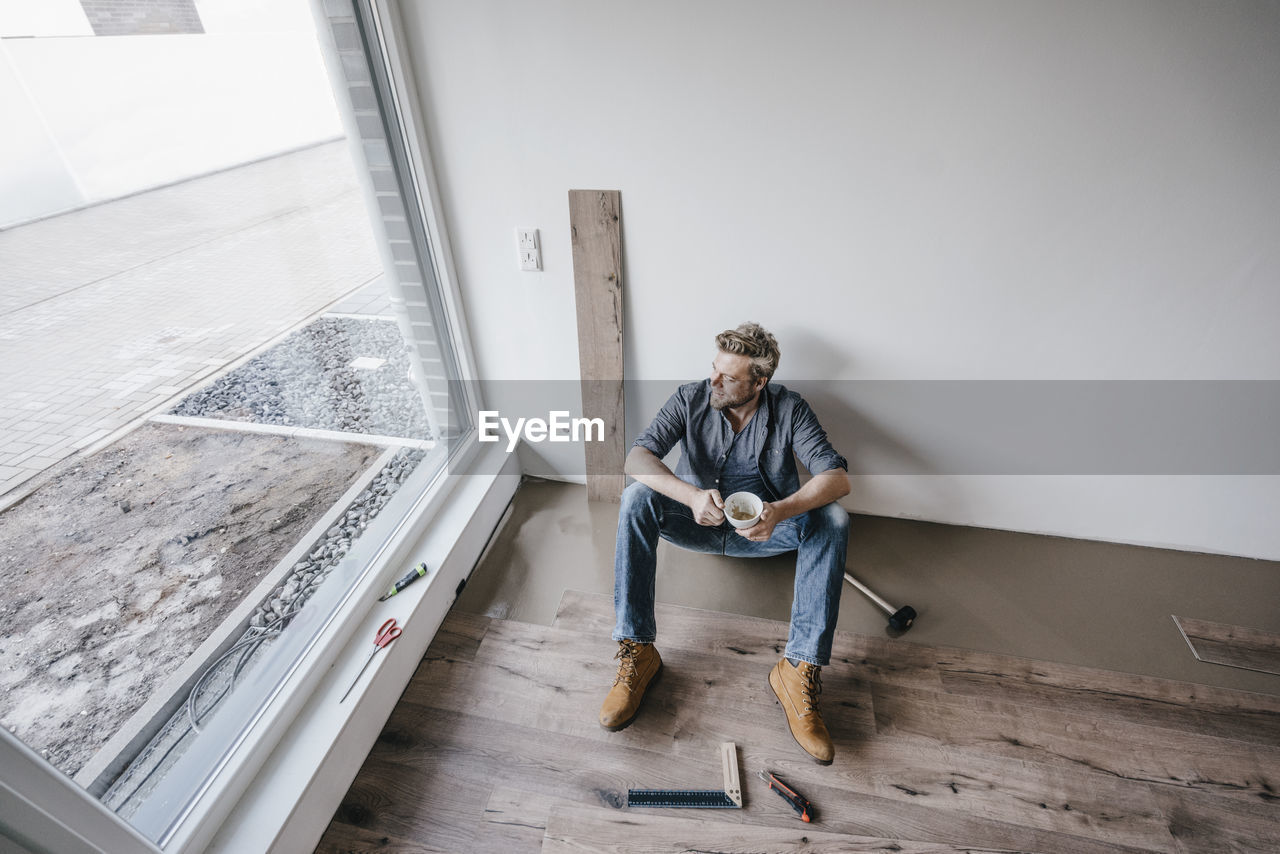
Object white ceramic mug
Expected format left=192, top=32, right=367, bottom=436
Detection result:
left=724, top=491, right=763, bottom=528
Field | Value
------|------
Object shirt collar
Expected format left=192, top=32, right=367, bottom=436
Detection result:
left=713, top=384, right=772, bottom=437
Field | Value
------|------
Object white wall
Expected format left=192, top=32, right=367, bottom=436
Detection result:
left=0, top=0, right=341, bottom=227
left=0, top=47, right=85, bottom=226
left=0, top=0, right=92, bottom=38
left=397, top=0, right=1280, bottom=559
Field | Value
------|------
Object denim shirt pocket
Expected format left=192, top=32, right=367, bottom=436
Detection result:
left=760, top=447, right=799, bottom=499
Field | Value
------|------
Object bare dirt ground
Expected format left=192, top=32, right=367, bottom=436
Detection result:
left=0, top=423, right=380, bottom=776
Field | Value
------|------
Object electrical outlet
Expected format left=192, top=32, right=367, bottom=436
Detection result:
left=517, top=228, right=541, bottom=271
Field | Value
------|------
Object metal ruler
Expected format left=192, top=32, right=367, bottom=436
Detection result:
left=627, top=742, right=743, bottom=809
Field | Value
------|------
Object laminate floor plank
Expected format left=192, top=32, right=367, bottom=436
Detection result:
left=354, top=701, right=1159, bottom=854
left=760, top=774, right=1158, bottom=854
left=1175, top=615, right=1280, bottom=677
left=403, top=618, right=877, bottom=762
left=555, top=590, right=1280, bottom=720
left=554, top=588, right=789, bottom=647
left=483, top=786, right=564, bottom=851
left=314, top=820, right=452, bottom=854
left=474, top=616, right=875, bottom=729
left=934, top=643, right=1280, bottom=713
left=541, top=804, right=974, bottom=854
left=871, top=682, right=1280, bottom=806
left=421, top=609, right=490, bottom=664
left=808, top=733, right=1172, bottom=848
left=372, top=701, right=728, bottom=812
left=341, top=706, right=643, bottom=854
left=327, top=751, right=491, bottom=853
left=567, top=188, right=626, bottom=502
left=1150, top=784, right=1280, bottom=854
left=314, top=594, right=1280, bottom=854
left=939, top=665, right=1280, bottom=747
left=553, top=589, right=947, bottom=691
left=371, top=662, right=1175, bottom=850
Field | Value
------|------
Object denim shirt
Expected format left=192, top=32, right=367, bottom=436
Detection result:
left=632, top=380, right=848, bottom=502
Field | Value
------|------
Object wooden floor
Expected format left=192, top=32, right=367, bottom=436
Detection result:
left=315, top=591, right=1280, bottom=853
left=1174, top=615, right=1280, bottom=677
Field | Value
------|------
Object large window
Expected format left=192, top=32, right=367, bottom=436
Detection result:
left=0, top=0, right=474, bottom=848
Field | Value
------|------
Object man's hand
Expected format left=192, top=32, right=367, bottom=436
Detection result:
left=690, top=489, right=726, bottom=526
left=735, top=502, right=780, bottom=542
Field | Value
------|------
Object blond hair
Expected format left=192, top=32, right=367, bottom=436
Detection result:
left=715, top=322, right=780, bottom=382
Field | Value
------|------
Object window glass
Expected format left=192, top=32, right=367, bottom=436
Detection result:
left=0, top=0, right=465, bottom=843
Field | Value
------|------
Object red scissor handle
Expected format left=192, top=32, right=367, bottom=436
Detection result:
left=375, top=618, right=402, bottom=649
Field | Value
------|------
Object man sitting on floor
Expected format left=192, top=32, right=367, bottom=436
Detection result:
left=599, top=321, right=851, bottom=764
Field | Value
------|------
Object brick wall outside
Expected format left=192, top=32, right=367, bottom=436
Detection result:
left=79, top=0, right=204, bottom=36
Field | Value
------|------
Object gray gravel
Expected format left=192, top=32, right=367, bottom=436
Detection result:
left=171, top=316, right=431, bottom=439
left=248, top=447, right=425, bottom=628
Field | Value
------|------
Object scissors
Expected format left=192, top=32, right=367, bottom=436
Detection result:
left=339, top=618, right=403, bottom=703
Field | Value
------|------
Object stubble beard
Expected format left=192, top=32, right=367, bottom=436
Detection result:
left=710, top=387, right=755, bottom=411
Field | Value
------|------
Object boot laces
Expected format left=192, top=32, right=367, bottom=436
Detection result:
left=613, top=640, right=643, bottom=688
left=799, top=663, right=823, bottom=715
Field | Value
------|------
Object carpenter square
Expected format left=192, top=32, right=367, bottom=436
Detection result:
left=627, top=742, right=743, bottom=809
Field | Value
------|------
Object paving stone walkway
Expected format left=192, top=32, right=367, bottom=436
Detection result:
left=0, top=141, right=390, bottom=504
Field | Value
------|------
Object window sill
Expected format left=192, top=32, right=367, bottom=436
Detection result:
left=172, top=443, right=518, bottom=853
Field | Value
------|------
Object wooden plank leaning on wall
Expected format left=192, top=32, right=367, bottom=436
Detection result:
left=568, top=190, right=626, bottom=502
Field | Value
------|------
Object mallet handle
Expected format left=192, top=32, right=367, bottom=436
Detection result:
left=843, top=572, right=895, bottom=616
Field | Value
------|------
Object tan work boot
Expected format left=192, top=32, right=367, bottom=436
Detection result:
left=599, top=640, right=662, bottom=731
left=769, top=657, right=834, bottom=765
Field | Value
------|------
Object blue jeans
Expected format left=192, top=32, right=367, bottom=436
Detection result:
left=613, top=482, right=849, bottom=666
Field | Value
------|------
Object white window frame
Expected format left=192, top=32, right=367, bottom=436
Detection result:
left=1, top=726, right=161, bottom=854
left=0, top=2, right=502, bottom=851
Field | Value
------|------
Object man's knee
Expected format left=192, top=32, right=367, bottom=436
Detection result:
left=814, top=502, right=849, bottom=535
left=620, top=481, right=660, bottom=520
